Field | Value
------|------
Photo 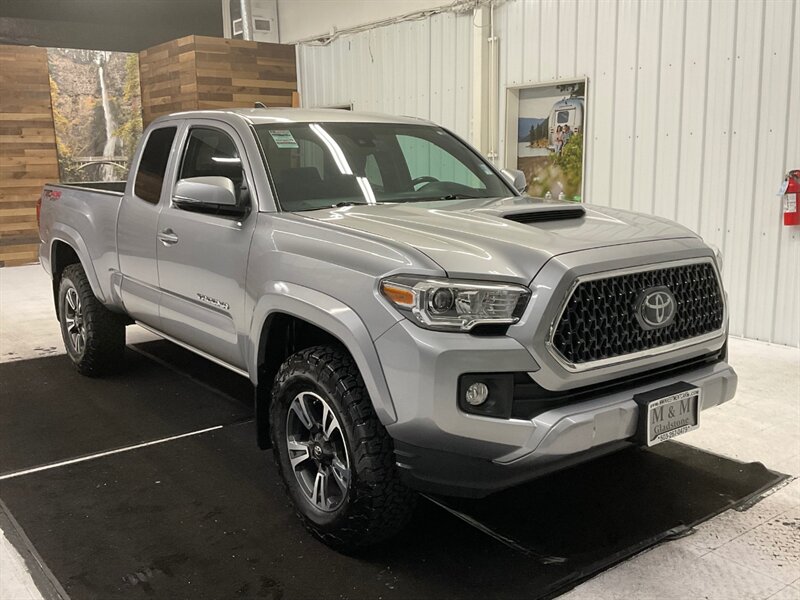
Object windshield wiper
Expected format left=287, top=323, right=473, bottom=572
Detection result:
left=382, top=194, right=482, bottom=204
left=332, top=201, right=368, bottom=207
left=292, top=201, right=368, bottom=212
left=437, top=194, right=479, bottom=200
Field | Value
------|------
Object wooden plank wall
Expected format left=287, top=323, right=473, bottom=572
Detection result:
left=0, top=36, right=296, bottom=266
left=139, top=36, right=199, bottom=126
left=0, top=44, right=59, bottom=267
left=193, top=36, right=296, bottom=111
left=139, top=35, right=297, bottom=125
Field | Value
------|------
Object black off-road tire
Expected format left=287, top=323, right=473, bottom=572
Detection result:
left=270, top=345, right=416, bottom=551
left=57, top=263, right=125, bottom=377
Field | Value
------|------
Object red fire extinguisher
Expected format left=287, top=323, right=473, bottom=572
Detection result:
left=780, top=170, right=800, bottom=226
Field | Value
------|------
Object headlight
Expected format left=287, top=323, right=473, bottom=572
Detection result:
left=380, top=276, right=531, bottom=332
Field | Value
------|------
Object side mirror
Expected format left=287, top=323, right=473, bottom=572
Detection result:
left=173, top=176, right=238, bottom=210
left=501, top=168, right=527, bottom=194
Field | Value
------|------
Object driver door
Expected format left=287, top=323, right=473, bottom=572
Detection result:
left=155, top=122, right=257, bottom=370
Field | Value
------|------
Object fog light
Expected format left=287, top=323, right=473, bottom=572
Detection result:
left=465, top=382, right=489, bottom=406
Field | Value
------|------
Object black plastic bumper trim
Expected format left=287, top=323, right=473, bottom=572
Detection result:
left=511, top=345, right=726, bottom=420
left=394, top=439, right=630, bottom=498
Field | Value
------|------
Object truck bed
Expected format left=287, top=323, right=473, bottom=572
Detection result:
left=39, top=181, right=126, bottom=304
left=47, top=181, right=127, bottom=195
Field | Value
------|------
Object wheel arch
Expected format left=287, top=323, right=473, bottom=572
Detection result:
left=249, top=284, right=397, bottom=449
left=49, top=230, right=105, bottom=316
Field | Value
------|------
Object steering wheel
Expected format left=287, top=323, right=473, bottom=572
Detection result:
left=411, top=175, right=440, bottom=189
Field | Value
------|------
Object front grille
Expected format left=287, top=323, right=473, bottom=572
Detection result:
left=550, top=261, right=724, bottom=366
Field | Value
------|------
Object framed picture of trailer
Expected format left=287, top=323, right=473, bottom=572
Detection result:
left=504, top=78, right=587, bottom=202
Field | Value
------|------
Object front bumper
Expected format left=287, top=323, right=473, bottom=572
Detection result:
left=376, top=320, right=737, bottom=498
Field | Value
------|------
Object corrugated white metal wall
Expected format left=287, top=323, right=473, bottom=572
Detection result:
left=496, top=0, right=799, bottom=347
left=295, top=0, right=800, bottom=347
left=297, top=10, right=475, bottom=137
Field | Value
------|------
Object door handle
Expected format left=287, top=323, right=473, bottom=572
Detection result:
left=158, top=228, right=179, bottom=246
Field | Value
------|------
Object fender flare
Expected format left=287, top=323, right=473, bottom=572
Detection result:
left=49, top=224, right=106, bottom=303
left=248, top=282, right=397, bottom=425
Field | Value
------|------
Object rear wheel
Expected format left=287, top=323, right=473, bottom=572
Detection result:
left=270, top=345, right=416, bottom=551
left=57, top=264, right=125, bottom=376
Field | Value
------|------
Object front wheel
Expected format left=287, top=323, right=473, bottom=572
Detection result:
left=57, top=264, right=125, bottom=376
left=270, top=346, right=416, bottom=551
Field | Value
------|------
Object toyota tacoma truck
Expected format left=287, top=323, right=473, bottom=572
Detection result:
left=38, top=109, right=736, bottom=550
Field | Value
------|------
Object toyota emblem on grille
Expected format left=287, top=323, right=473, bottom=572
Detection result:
left=635, top=286, right=676, bottom=330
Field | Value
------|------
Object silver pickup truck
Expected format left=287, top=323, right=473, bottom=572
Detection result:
left=38, top=108, right=736, bottom=550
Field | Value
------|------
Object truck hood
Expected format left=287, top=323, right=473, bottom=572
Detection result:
left=298, top=196, right=699, bottom=282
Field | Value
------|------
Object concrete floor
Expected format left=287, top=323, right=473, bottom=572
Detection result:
left=1, top=264, right=798, bottom=600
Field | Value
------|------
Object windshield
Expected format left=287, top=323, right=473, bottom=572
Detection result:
left=253, top=122, right=512, bottom=211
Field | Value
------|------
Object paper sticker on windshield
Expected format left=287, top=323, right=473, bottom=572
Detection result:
left=479, top=163, right=493, bottom=174
left=269, top=130, right=298, bottom=149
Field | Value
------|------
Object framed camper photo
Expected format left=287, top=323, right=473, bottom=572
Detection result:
left=504, top=78, right=587, bottom=202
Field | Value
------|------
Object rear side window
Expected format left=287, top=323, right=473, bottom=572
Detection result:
left=134, top=126, right=177, bottom=204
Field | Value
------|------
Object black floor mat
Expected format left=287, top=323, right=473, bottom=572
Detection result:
left=431, top=442, right=783, bottom=579
left=0, top=346, right=252, bottom=474
left=0, top=344, right=786, bottom=600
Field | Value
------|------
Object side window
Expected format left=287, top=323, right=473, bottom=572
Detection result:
left=396, top=134, right=484, bottom=189
left=179, top=128, right=247, bottom=205
left=180, top=128, right=240, bottom=179
left=134, top=126, right=177, bottom=204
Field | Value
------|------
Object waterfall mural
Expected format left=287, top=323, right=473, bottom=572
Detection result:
left=46, top=48, right=143, bottom=183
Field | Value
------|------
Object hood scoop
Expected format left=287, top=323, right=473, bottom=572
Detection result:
left=503, top=205, right=586, bottom=224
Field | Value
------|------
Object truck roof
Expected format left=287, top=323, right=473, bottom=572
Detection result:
left=153, top=108, right=433, bottom=127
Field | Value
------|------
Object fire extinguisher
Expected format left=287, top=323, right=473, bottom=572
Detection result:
left=779, top=169, right=800, bottom=226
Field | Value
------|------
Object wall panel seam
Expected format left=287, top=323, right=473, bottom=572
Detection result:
left=769, top=0, right=798, bottom=343
left=649, top=0, right=665, bottom=216
left=606, top=0, right=619, bottom=205
left=628, top=0, right=642, bottom=212
left=588, top=0, right=600, bottom=202
left=696, top=0, right=713, bottom=236
left=741, top=0, right=768, bottom=339
left=719, top=0, right=740, bottom=261
left=672, top=0, right=688, bottom=222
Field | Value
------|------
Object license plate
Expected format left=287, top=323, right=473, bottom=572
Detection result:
left=634, top=383, right=700, bottom=447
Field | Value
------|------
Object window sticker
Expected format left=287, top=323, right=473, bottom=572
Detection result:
left=479, top=163, right=493, bottom=174
left=269, top=130, right=299, bottom=149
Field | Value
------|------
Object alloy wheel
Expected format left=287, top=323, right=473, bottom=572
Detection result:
left=64, top=286, right=86, bottom=355
left=285, top=390, right=351, bottom=512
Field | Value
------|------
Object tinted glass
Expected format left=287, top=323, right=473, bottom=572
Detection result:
left=180, top=128, right=240, bottom=178
left=557, top=111, right=570, bottom=124
left=254, top=123, right=511, bottom=212
left=364, top=154, right=383, bottom=187
left=134, top=126, right=177, bottom=204
left=179, top=128, right=247, bottom=206
left=396, top=135, right=484, bottom=189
